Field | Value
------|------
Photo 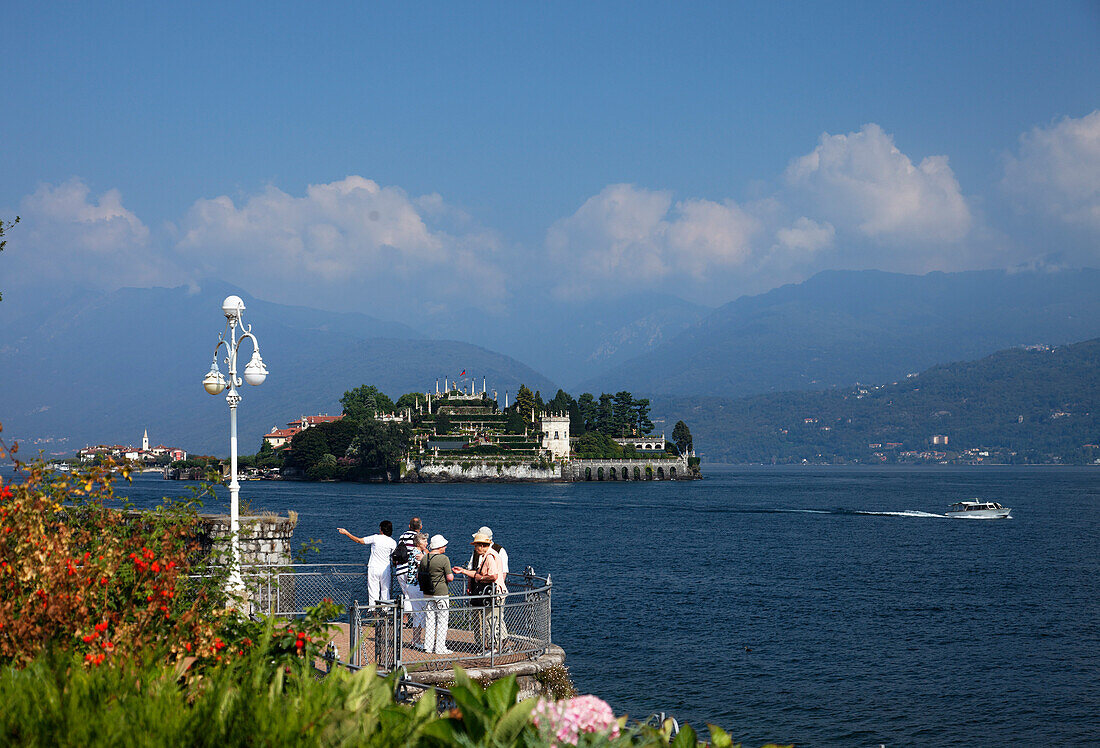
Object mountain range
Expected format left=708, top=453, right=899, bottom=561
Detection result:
left=582, top=267, right=1100, bottom=397
left=2, top=267, right=1099, bottom=457
left=0, top=282, right=554, bottom=456
left=648, top=337, right=1100, bottom=464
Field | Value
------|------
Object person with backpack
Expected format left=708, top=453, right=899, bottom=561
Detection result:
left=404, top=532, right=429, bottom=649
left=337, top=520, right=396, bottom=606
left=393, top=517, right=422, bottom=618
left=418, top=534, right=454, bottom=655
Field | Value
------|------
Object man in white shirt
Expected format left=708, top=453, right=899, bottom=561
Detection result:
left=338, top=520, right=397, bottom=605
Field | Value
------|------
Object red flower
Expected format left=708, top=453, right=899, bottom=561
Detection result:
left=82, top=634, right=96, bottom=643
left=94, top=621, right=108, bottom=633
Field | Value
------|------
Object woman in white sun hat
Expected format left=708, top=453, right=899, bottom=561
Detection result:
left=418, top=534, right=454, bottom=654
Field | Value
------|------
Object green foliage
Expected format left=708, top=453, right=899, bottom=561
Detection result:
left=289, top=426, right=329, bottom=470
left=435, top=412, right=452, bottom=435
left=349, top=419, right=412, bottom=473
left=533, top=664, right=579, bottom=700
left=395, top=392, right=422, bottom=411
left=306, top=453, right=338, bottom=481
left=422, top=668, right=535, bottom=747
left=254, top=439, right=283, bottom=469
left=0, top=635, right=436, bottom=747
left=515, top=385, right=536, bottom=421
left=340, top=384, right=395, bottom=422
left=573, top=433, right=624, bottom=459
left=672, top=421, right=693, bottom=455
left=505, top=411, right=526, bottom=434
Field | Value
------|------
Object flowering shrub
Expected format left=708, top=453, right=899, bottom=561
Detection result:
left=0, top=427, right=336, bottom=672
left=0, top=447, right=230, bottom=667
left=533, top=695, right=621, bottom=746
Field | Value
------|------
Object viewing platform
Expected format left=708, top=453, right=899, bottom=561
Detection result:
left=239, top=564, right=563, bottom=695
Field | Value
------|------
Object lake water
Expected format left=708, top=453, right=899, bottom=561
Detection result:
left=115, top=465, right=1099, bottom=747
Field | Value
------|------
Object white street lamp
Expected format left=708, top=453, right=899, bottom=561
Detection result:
left=203, top=295, right=267, bottom=595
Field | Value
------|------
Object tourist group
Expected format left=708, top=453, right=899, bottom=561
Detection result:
left=337, top=518, right=509, bottom=655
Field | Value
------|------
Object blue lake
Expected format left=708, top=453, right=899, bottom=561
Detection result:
left=116, top=465, right=1099, bottom=747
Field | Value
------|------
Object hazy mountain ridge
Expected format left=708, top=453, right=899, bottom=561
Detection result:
left=584, top=268, right=1100, bottom=398
left=415, top=292, right=710, bottom=386
left=0, top=284, right=554, bottom=456
left=650, top=338, right=1100, bottom=464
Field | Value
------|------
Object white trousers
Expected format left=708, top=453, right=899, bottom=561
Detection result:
left=398, top=576, right=414, bottom=611
left=423, top=596, right=450, bottom=653
left=366, top=566, right=391, bottom=606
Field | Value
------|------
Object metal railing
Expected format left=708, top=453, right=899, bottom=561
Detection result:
left=235, top=564, right=553, bottom=673
left=347, top=571, right=552, bottom=673
left=238, top=563, right=367, bottom=616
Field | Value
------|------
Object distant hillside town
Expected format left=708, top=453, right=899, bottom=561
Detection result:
left=78, top=430, right=188, bottom=465
left=244, top=378, right=699, bottom=482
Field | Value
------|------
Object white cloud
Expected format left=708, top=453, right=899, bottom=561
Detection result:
left=774, top=217, right=835, bottom=254
left=546, top=125, right=989, bottom=301
left=10, top=178, right=169, bottom=289
left=1002, top=110, right=1100, bottom=232
left=785, top=123, right=972, bottom=244
left=174, top=176, right=506, bottom=311
left=546, top=184, right=761, bottom=297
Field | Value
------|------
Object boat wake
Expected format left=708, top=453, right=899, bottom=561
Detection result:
left=706, top=506, right=952, bottom=519
left=849, top=509, right=947, bottom=519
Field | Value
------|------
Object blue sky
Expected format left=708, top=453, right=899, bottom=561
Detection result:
left=2, top=1, right=1099, bottom=317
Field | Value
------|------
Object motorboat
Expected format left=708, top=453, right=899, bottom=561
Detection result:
left=946, top=499, right=1011, bottom=519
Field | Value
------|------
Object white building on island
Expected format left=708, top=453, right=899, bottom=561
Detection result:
left=540, top=413, right=571, bottom=460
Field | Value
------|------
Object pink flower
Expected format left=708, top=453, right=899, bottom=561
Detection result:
left=532, top=695, right=619, bottom=746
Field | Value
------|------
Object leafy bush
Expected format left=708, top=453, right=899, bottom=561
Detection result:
left=0, top=458, right=230, bottom=667
left=0, top=436, right=338, bottom=673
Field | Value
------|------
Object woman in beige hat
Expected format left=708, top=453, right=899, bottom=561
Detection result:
left=454, top=532, right=507, bottom=653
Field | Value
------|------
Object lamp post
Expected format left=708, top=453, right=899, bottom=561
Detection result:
left=202, top=295, right=268, bottom=594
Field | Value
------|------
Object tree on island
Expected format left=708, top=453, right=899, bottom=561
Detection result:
left=514, top=384, right=536, bottom=421
left=340, top=385, right=395, bottom=421
left=288, top=426, right=330, bottom=470
left=504, top=410, right=526, bottom=434
left=434, top=412, right=451, bottom=435
left=349, top=419, right=412, bottom=474
left=394, top=392, right=421, bottom=411
left=672, top=420, right=693, bottom=455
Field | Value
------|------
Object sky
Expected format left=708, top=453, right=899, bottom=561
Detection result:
left=2, top=1, right=1099, bottom=321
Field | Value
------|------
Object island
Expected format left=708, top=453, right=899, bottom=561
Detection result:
left=224, top=381, right=700, bottom=483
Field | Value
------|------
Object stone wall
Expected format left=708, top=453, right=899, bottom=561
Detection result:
left=564, top=457, right=693, bottom=481
left=404, top=645, right=568, bottom=700
left=198, top=512, right=298, bottom=566
left=405, top=459, right=562, bottom=482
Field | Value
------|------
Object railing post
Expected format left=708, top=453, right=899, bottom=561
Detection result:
left=546, top=574, right=552, bottom=651
left=393, top=602, right=402, bottom=671
left=350, top=600, right=359, bottom=667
